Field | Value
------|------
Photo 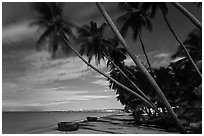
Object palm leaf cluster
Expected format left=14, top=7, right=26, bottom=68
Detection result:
left=31, top=2, right=74, bottom=58
left=117, top=2, right=152, bottom=40
left=78, top=21, right=114, bottom=65
left=172, top=29, right=202, bottom=61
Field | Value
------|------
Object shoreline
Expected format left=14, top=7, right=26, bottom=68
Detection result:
left=2, top=110, right=121, bottom=134
left=3, top=111, right=174, bottom=134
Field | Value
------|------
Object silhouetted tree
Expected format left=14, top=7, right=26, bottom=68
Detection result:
left=30, top=2, right=74, bottom=58
left=140, top=2, right=202, bottom=78
left=97, top=2, right=186, bottom=133
left=117, top=2, right=153, bottom=73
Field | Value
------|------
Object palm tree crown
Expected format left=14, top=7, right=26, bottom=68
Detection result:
left=172, top=29, right=202, bottom=61
left=78, top=21, right=113, bottom=65
left=31, top=2, right=74, bottom=58
left=117, top=3, right=152, bottom=40
left=140, top=2, right=168, bottom=18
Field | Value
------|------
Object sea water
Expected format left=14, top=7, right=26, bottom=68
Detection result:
left=2, top=111, right=117, bottom=134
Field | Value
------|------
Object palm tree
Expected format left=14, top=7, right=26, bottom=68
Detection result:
left=171, top=2, right=202, bottom=30
left=107, top=50, right=158, bottom=121
left=78, top=21, right=112, bottom=65
left=30, top=2, right=74, bottom=58
left=31, top=2, right=165, bottom=120
left=117, top=2, right=153, bottom=73
left=139, top=2, right=202, bottom=78
left=172, top=29, right=202, bottom=62
left=96, top=2, right=186, bottom=133
left=60, top=31, right=165, bottom=118
left=78, top=22, right=162, bottom=115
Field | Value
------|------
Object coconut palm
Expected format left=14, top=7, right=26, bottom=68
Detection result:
left=78, top=22, right=162, bottom=114
left=117, top=2, right=153, bottom=73
left=172, top=29, right=202, bottom=62
left=60, top=31, right=165, bottom=118
left=107, top=47, right=126, bottom=68
left=108, top=57, right=155, bottom=120
left=30, top=2, right=74, bottom=58
left=31, top=2, right=166, bottom=120
left=78, top=21, right=112, bottom=65
left=139, top=2, right=202, bottom=78
left=96, top=2, right=186, bottom=133
left=140, top=2, right=168, bottom=18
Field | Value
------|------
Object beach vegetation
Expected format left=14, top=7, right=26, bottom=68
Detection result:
left=31, top=2, right=201, bottom=133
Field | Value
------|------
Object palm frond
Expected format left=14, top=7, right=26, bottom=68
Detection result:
left=159, top=3, right=168, bottom=15
left=119, top=21, right=130, bottom=38
left=31, top=2, right=53, bottom=20
left=59, top=34, right=71, bottom=55
left=119, top=2, right=136, bottom=11
left=49, top=31, right=58, bottom=58
left=99, top=22, right=107, bottom=35
left=79, top=42, right=88, bottom=56
left=37, top=26, right=53, bottom=46
left=145, top=17, right=153, bottom=32
left=132, top=24, right=139, bottom=40
left=29, top=19, right=51, bottom=28
left=117, top=12, right=132, bottom=23
left=150, top=3, right=159, bottom=18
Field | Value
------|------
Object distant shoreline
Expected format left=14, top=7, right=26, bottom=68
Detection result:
left=2, top=109, right=124, bottom=113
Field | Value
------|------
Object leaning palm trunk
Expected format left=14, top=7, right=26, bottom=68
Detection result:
left=96, top=2, right=186, bottom=133
left=60, top=32, right=165, bottom=118
left=171, top=2, right=202, bottom=30
left=138, top=31, right=153, bottom=74
left=161, top=9, right=202, bottom=79
left=102, top=51, right=164, bottom=117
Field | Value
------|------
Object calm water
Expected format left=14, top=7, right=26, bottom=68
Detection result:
left=2, top=111, right=116, bottom=134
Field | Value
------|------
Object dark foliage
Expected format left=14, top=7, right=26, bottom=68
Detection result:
left=30, top=2, right=74, bottom=58
left=77, top=21, right=116, bottom=65
left=117, top=2, right=152, bottom=40
left=172, top=29, right=202, bottom=62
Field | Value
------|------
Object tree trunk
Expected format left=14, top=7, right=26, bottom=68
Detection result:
left=102, top=51, right=164, bottom=117
left=60, top=32, right=165, bottom=118
left=171, top=2, right=202, bottom=30
left=96, top=2, right=186, bottom=133
left=161, top=8, right=202, bottom=79
left=138, top=31, right=153, bottom=74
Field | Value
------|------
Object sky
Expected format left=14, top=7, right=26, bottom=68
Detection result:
left=2, top=2, right=202, bottom=111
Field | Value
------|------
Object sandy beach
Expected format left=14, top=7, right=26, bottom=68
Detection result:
left=3, top=111, right=172, bottom=134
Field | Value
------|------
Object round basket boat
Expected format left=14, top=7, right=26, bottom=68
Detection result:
left=87, top=116, right=98, bottom=121
left=58, top=122, right=79, bottom=131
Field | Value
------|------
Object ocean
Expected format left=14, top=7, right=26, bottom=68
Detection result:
left=2, top=111, right=118, bottom=134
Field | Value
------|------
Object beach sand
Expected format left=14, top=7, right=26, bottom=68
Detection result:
left=3, top=111, right=173, bottom=134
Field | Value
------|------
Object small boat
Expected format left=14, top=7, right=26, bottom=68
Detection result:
left=87, top=116, right=98, bottom=121
left=58, top=122, right=79, bottom=131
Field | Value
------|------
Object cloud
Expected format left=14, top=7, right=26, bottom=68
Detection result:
left=95, top=74, right=106, bottom=79
left=103, top=89, right=112, bottom=92
left=124, top=57, right=135, bottom=66
left=124, top=51, right=173, bottom=68
left=19, top=52, right=91, bottom=83
left=2, top=21, right=37, bottom=44
left=154, top=52, right=171, bottom=58
left=2, top=88, right=114, bottom=110
left=91, top=79, right=109, bottom=87
left=151, top=52, right=172, bottom=68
